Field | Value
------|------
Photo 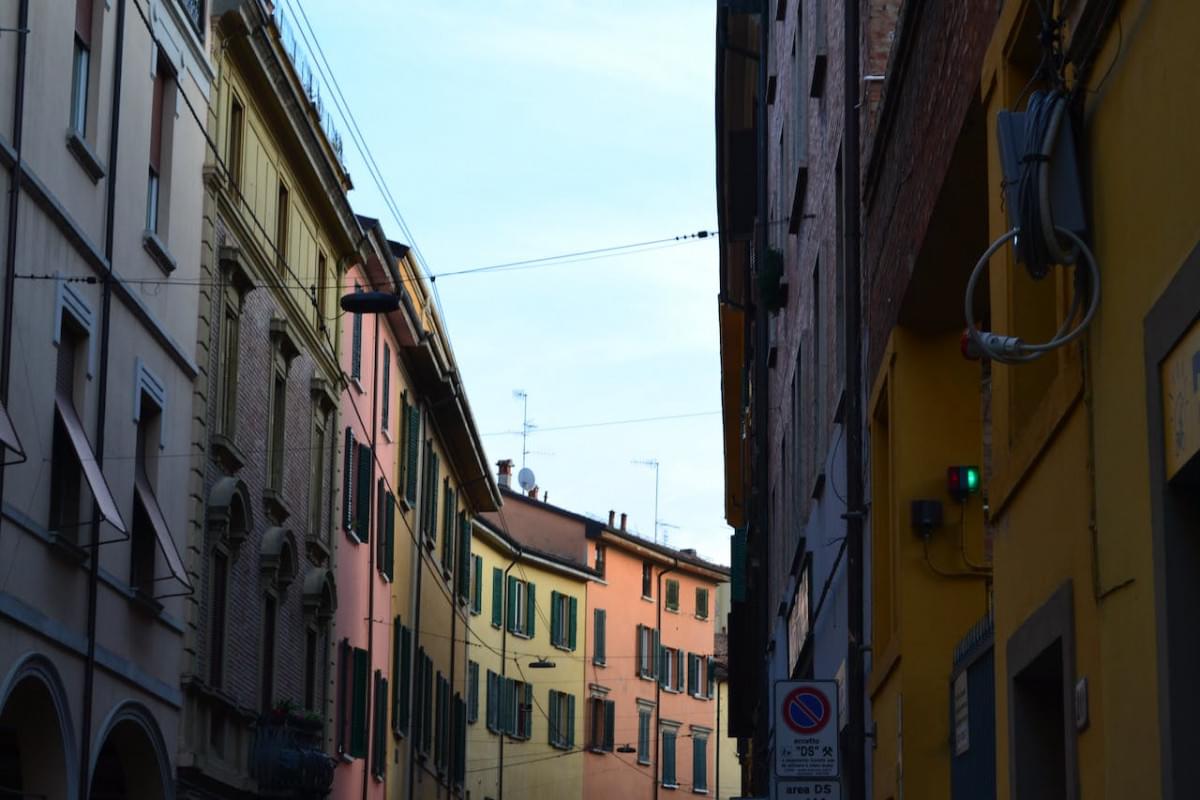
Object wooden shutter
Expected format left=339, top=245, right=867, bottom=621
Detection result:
left=356, top=443, right=371, bottom=542
left=421, top=654, right=433, bottom=754
left=473, top=555, right=483, bottom=612
left=351, top=302, right=362, bottom=379
left=594, top=609, right=606, bottom=664
left=457, top=513, right=471, bottom=601
left=568, top=693, right=578, bottom=749
left=548, top=690, right=559, bottom=746
left=486, top=670, right=497, bottom=731
left=428, top=454, right=440, bottom=542
left=405, top=406, right=420, bottom=504
left=550, top=591, right=561, bottom=646
left=342, top=428, right=354, bottom=531
left=523, top=682, right=533, bottom=740
left=391, top=617, right=401, bottom=733
left=371, top=671, right=387, bottom=777
left=706, top=657, right=716, bottom=699
left=506, top=576, right=518, bottom=632
left=337, top=638, right=351, bottom=752
left=440, top=484, right=454, bottom=569
left=525, top=582, right=536, bottom=638
left=635, top=624, right=644, bottom=676
left=398, top=626, right=412, bottom=732
left=663, top=730, right=676, bottom=785
left=676, top=648, right=684, bottom=689
left=638, top=709, right=649, bottom=762
left=412, top=647, right=424, bottom=745
left=491, top=567, right=503, bottom=627
left=693, top=734, right=706, bottom=790
left=350, top=647, right=369, bottom=757
left=568, top=595, right=578, bottom=651
left=688, top=653, right=698, bottom=696
left=384, top=493, right=395, bottom=581
left=602, top=699, right=614, bottom=751
left=454, top=693, right=466, bottom=786
left=75, top=0, right=93, bottom=45
left=697, top=587, right=709, bottom=618
left=381, top=346, right=390, bottom=429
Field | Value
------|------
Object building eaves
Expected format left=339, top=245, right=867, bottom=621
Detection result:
left=473, top=516, right=599, bottom=582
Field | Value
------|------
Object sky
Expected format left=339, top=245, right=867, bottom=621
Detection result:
left=294, top=1, right=728, bottom=564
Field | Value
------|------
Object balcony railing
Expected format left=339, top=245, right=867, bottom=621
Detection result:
left=250, top=712, right=335, bottom=799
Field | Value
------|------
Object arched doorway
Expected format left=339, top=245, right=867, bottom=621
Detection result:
left=0, top=660, right=74, bottom=800
left=88, top=707, right=170, bottom=800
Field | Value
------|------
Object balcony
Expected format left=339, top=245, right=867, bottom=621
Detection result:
left=250, top=711, right=335, bottom=799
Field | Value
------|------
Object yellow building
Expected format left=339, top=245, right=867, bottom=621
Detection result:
left=465, top=516, right=593, bottom=800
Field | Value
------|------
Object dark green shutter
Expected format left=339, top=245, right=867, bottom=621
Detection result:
left=454, top=694, right=466, bottom=785
left=422, top=654, right=433, bottom=754
left=350, top=647, right=368, bottom=757
left=548, top=690, right=559, bottom=746
left=391, top=617, right=401, bottom=733
left=666, top=579, right=678, bottom=611
left=473, top=556, right=483, bottom=613
left=697, top=587, right=709, bottom=618
left=384, top=493, right=395, bottom=581
left=663, top=729, right=676, bottom=785
left=351, top=306, right=362, bottom=379
left=568, top=595, right=578, bottom=651
left=457, top=514, right=471, bottom=601
left=638, top=709, right=649, bottom=762
left=603, top=699, right=614, bottom=751
left=492, top=568, right=503, bottom=628
left=523, top=682, right=533, bottom=740
left=594, top=609, right=606, bottom=664
left=441, top=484, right=454, bottom=570
left=707, top=657, right=715, bottom=699
left=342, top=428, right=354, bottom=531
left=525, top=582, right=536, bottom=639
left=486, top=670, right=496, bottom=731
left=568, top=693, right=577, bottom=749
left=506, top=576, right=518, bottom=632
left=381, top=347, right=390, bottom=429
left=693, top=734, right=706, bottom=790
left=550, top=591, right=561, bottom=646
left=405, top=405, right=419, bottom=504
left=356, top=443, right=371, bottom=542
left=375, top=479, right=387, bottom=571
left=688, top=653, right=697, bottom=696
left=636, top=624, right=644, bottom=676
left=372, top=672, right=387, bottom=777
left=398, top=626, right=411, bottom=732
left=676, top=647, right=684, bottom=689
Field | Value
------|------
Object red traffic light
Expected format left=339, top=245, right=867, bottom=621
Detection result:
left=947, top=466, right=981, bottom=501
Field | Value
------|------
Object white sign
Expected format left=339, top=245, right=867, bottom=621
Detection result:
left=774, top=680, right=840, bottom=778
left=953, top=671, right=969, bottom=756
left=775, top=780, right=841, bottom=800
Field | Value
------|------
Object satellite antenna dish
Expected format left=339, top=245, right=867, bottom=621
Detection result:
left=517, top=467, right=536, bottom=492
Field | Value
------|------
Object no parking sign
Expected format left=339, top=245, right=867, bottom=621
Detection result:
left=774, top=680, right=839, bottom=778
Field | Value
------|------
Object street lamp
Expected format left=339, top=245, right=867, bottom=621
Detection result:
left=528, top=656, right=556, bottom=669
left=340, top=290, right=401, bottom=314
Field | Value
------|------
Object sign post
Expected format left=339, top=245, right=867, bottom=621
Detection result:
left=774, top=680, right=841, bottom=800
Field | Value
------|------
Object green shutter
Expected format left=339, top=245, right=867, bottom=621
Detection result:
left=548, top=690, right=559, bottom=746
left=525, top=582, right=536, bottom=639
left=697, top=587, right=709, bottom=619
left=694, top=735, right=707, bottom=790
left=636, top=624, right=644, bottom=677
left=666, top=579, right=678, bottom=611
left=502, top=678, right=514, bottom=735
left=391, top=617, right=401, bottom=733
left=568, top=595, right=578, bottom=651
left=638, top=709, right=649, bottom=763
left=568, top=693, right=577, bottom=749
left=455, top=694, right=466, bottom=785
left=411, top=648, right=423, bottom=744
left=457, top=514, right=471, bottom=601
left=603, top=699, right=614, bottom=751
left=405, top=406, right=419, bottom=504
left=473, top=555, right=483, bottom=613
left=676, top=647, right=684, bottom=689
left=689, top=653, right=698, bottom=696
left=350, top=647, right=368, bottom=758
left=663, top=730, right=676, bottom=786
left=441, top=484, right=454, bottom=570
left=492, top=568, right=503, bottom=628
left=594, top=609, right=606, bottom=664
left=550, top=591, right=561, bottom=646
left=342, top=428, right=354, bottom=531
left=707, top=657, right=716, bottom=699
left=422, top=654, right=433, bottom=753
left=351, top=305, right=362, bottom=378
left=398, top=626, right=411, bottom=733
left=506, top=576, right=518, bottom=632
left=523, top=682, right=533, bottom=740
left=356, top=443, right=371, bottom=542
left=381, top=349, right=390, bottom=428
left=427, top=455, right=440, bottom=543
left=383, top=491, right=395, bottom=580
left=486, top=670, right=496, bottom=731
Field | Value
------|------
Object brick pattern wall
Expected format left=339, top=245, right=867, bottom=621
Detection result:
left=861, top=0, right=996, bottom=386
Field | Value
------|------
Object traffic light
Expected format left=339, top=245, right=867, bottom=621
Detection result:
left=947, top=465, right=980, bottom=502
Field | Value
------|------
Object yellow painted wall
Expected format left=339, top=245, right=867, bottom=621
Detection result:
left=715, top=679, right=740, bottom=799
left=980, top=1, right=1200, bottom=795
left=868, top=329, right=990, bottom=800
left=465, top=527, right=588, bottom=800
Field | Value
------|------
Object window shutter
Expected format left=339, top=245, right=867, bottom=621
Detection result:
left=501, top=678, right=513, bottom=735
left=384, top=493, right=395, bottom=581
left=405, top=406, right=420, bottom=504
left=603, top=699, right=614, bottom=752
left=698, top=587, right=709, bottom=618
left=638, top=710, right=649, bottom=762
left=655, top=630, right=665, bottom=686
left=351, top=304, right=362, bottom=379
left=356, top=443, right=371, bottom=542
left=548, top=690, right=559, bottom=746
left=663, top=730, right=676, bottom=785
left=412, top=648, right=425, bottom=746
left=391, top=617, right=401, bottom=732
left=473, top=555, right=483, bottom=612
left=676, top=648, right=684, bottom=690
left=523, top=682, right=533, bottom=740
left=687, top=653, right=694, bottom=695
left=422, top=654, right=433, bottom=754
left=694, top=735, right=706, bottom=790
left=707, top=657, right=716, bottom=699
left=75, top=0, right=94, bottom=45
left=492, top=568, right=503, bottom=627
left=342, top=428, right=354, bottom=531
left=454, top=694, right=466, bottom=785
left=457, top=514, right=471, bottom=601
left=550, top=591, right=561, bottom=646
left=568, top=595, right=578, bottom=651
left=525, top=582, right=536, bottom=638
left=568, top=693, right=577, bottom=749
left=428, top=454, right=440, bottom=542
left=506, top=576, right=518, bottom=632
left=149, top=68, right=165, bottom=173
left=594, top=609, right=606, bottom=664
left=350, top=647, right=368, bottom=758
left=441, top=484, right=454, bottom=569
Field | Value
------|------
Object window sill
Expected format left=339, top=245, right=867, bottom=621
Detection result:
left=351, top=377, right=365, bottom=394
left=637, top=673, right=657, bottom=682
left=344, top=529, right=363, bottom=546
left=552, top=642, right=573, bottom=652
left=210, top=432, right=246, bottom=474
left=262, top=488, right=292, bottom=525
left=143, top=231, right=177, bottom=275
left=338, top=752, right=354, bottom=764
left=692, top=789, right=709, bottom=795
left=381, top=427, right=392, bottom=443
left=662, top=687, right=682, bottom=695
left=48, top=532, right=89, bottom=565
left=641, top=595, right=654, bottom=603
left=662, top=784, right=678, bottom=791
left=593, top=659, right=607, bottom=668
left=65, top=130, right=106, bottom=184
left=665, top=607, right=679, bottom=614
left=637, top=758, right=650, bottom=766
left=694, top=614, right=709, bottom=622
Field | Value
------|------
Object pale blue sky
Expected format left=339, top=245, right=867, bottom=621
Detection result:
left=297, top=1, right=727, bottom=564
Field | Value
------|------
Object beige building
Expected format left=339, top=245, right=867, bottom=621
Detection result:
left=0, top=0, right=212, bottom=796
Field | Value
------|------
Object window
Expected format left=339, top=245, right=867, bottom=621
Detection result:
left=71, top=0, right=94, bottom=136
left=440, top=480, right=456, bottom=574
left=811, top=259, right=824, bottom=462
left=688, top=653, right=710, bottom=699
left=665, top=579, right=680, bottom=612
left=371, top=671, right=387, bottom=779
left=696, top=587, right=709, bottom=619
left=304, top=628, right=318, bottom=711
left=381, top=344, right=391, bottom=432
left=209, top=549, right=229, bottom=687
left=403, top=396, right=420, bottom=505
left=178, top=0, right=206, bottom=40
left=550, top=590, right=577, bottom=650
left=420, top=440, right=440, bottom=545
left=467, top=661, right=479, bottom=724
left=485, top=669, right=499, bottom=733
left=129, top=393, right=162, bottom=595
left=337, top=639, right=350, bottom=754
left=661, top=725, right=678, bottom=787
left=146, top=57, right=172, bottom=235
left=391, top=617, right=412, bottom=736
left=594, top=543, right=606, bottom=578
left=260, top=594, right=276, bottom=712
left=661, top=646, right=678, bottom=692
left=637, top=705, right=652, bottom=765
left=642, top=561, right=652, bottom=598
left=470, top=554, right=483, bottom=614
left=342, top=427, right=355, bottom=534
left=636, top=624, right=657, bottom=680
left=316, top=250, right=328, bottom=322
left=506, top=577, right=535, bottom=638
left=275, top=181, right=289, bottom=271
left=347, top=645, right=368, bottom=758
left=586, top=696, right=612, bottom=752
left=377, top=485, right=395, bottom=581
left=355, top=442, right=372, bottom=543
left=593, top=608, right=606, bottom=666
left=268, top=372, right=286, bottom=491
left=217, top=298, right=240, bottom=436
left=413, top=649, right=433, bottom=756
left=549, top=690, right=576, bottom=750
left=490, top=567, right=503, bottom=628
left=453, top=694, right=466, bottom=788
left=692, top=729, right=709, bottom=792
left=227, top=95, right=244, bottom=187
left=350, top=284, right=363, bottom=381
left=49, top=315, right=87, bottom=543
left=309, top=412, right=327, bottom=536
left=456, top=512, right=472, bottom=604
left=435, top=671, right=449, bottom=774
left=503, top=679, right=532, bottom=740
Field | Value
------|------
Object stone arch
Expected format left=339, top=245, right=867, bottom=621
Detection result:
left=88, top=701, right=173, bottom=800
left=0, top=653, right=78, bottom=800
left=207, top=475, right=252, bottom=547
left=261, top=527, right=298, bottom=590
left=302, top=567, right=337, bottom=624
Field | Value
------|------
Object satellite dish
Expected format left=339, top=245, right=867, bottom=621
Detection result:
left=517, top=467, right=536, bottom=491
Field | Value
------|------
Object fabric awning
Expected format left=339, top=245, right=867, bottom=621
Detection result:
left=0, top=401, right=22, bottom=457
left=134, top=470, right=192, bottom=594
left=55, top=393, right=125, bottom=534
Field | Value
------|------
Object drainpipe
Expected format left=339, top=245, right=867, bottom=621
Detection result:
left=406, top=484, right=425, bottom=800
left=362, top=310, right=379, bottom=800
left=0, top=0, right=29, bottom=514
left=446, top=544, right=460, bottom=800
left=715, top=671, right=721, bottom=799
left=843, top=0, right=866, bottom=795
left=653, top=558, right=679, bottom=800
left=79, top=0, right=125, bottom=793
left=496, top=543, right=523, bottom=800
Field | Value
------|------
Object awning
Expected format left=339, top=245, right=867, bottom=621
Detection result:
left=55, top=393, right=125, bottom=535
left=134, top=470, right=192, bottom=594
left=0, top=401, right=22, bottom=459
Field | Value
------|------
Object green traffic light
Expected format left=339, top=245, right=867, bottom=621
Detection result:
left=966, top=467, right=979, bottom=491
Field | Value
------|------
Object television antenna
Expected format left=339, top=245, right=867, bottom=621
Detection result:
left=658, top=521, right=680, bottom=548
left=512, top=390, right=536, bottom=469
left=632, top=458, right=661, bottom=544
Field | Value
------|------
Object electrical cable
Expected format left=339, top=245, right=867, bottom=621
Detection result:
left=921, top=535, right=990, bottom=581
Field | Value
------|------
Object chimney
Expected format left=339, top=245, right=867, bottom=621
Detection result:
left=680, top=548, right=697, bottom=557
left=529, top=485, right=539, bottom=500
left=496, top=459, right=514, bottom=489
left=620, top=512, right=627, bottom=531
left=543, top=492, right=549, bottom=504
left=608, top=510, right=615, bottom=527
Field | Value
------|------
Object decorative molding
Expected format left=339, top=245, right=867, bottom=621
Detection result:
left=65, top=130, right=106, bottom=183
left=210, top=432, right=247, bottom=474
